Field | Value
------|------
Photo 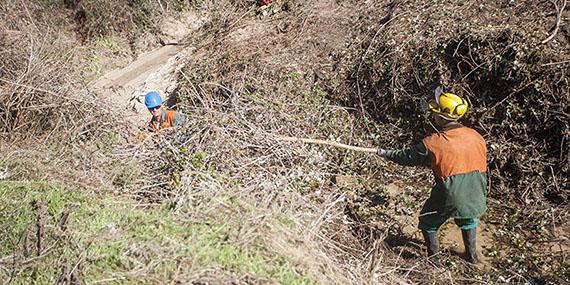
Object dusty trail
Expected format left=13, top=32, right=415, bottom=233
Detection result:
left=90, top=12, right=202, bottom=130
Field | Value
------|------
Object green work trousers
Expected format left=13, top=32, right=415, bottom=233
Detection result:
left=419, top=212, right=477, bottom=233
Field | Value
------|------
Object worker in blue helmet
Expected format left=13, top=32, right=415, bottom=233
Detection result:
left=144, top=91, right=186, bottom=131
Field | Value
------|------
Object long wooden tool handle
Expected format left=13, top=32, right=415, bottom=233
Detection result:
left=277, top=136, right=378, bottom=153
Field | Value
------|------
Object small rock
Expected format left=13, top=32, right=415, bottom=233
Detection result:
left=0, top=167, right=9, bottom=180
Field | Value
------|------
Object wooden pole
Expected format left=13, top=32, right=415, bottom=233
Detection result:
left=276, top=136, right=378, bottom=153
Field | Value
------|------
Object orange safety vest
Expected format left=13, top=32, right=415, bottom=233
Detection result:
left=149, top=109, right=177, bottom=131
left=422, top=127, right=487, bottom=181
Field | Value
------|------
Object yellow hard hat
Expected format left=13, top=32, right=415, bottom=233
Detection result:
left=428, top=92, right=468, bottom=120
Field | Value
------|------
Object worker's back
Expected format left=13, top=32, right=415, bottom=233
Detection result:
left=422, top=126, right=487, bottom=181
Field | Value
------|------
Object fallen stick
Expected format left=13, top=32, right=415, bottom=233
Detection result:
left=541, top=0, right=567, bottom=44
left=276, top=136, right=378, bottom=153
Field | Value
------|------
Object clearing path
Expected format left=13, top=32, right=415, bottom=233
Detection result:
left=90, top=11, right=203, bottom=130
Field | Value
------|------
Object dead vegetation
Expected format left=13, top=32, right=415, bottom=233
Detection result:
left=150, top=0, right=568, bottom=283
left=0, top=0, right=198, bottom=137
left=131, top=83, right=413, bottom=283
left=0, top=24, right=107, bottom=141
left=0, top=0, right=194, bottom=183
left=0, top=0, right=117, bottom=139
left=1, top=0, right=569, bottom=284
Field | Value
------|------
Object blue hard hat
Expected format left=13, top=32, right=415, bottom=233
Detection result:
left=144, top=91, right=163, bottom=109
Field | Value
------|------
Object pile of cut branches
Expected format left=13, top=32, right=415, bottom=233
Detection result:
left=0, top=32, right=106, bottom=141
left=149, top=0, right=569, bottom=283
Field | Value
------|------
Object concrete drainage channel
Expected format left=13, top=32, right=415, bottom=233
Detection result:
left=90, top=11, right=203, bottom=129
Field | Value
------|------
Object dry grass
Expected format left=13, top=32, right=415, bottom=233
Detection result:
left=0, top=0, right=194, bottom=186
left=126, top=89, right=397, bottom=284
left=1, top=0, right=568, bottom=284
left=131, top=0, right=568, bottom=283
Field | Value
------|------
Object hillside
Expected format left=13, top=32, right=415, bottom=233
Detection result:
left=1, top=0, right=569, bottom=284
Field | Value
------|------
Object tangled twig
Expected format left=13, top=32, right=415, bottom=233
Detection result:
left=541, top=0, right=567, bottom=44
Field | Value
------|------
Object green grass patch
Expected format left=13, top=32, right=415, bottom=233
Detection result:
left=96, top=36, right=121, bottom=54
left=0, top=181, right=317, bottom=284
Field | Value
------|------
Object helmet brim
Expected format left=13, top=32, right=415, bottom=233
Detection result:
left=427, top=100, right=463, bottom=120
left=427, top=100, right=441, bottom=113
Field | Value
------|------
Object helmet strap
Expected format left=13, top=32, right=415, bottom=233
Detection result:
left=437, top=113, right=458, bottom=121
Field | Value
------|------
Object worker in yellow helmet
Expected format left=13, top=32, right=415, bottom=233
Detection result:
left=377, top=88, right=487, bottom=266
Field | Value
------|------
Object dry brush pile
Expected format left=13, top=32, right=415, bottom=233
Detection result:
left=0, top=0, right=198, bottom=139
left=133, top=0, right=569, bottom=283
left=133, top=65, right=439, bottom=283
left=1, top=0, right=568, bottom=283
left=0, top=0, right=196, bottom=183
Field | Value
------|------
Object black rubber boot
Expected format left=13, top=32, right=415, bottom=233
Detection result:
left=421, top=230, right=441, bottom=266
left=461, top=228, right=479, bottom=264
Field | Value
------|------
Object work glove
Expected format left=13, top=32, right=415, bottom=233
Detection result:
left=377, top=148, right=388, bottom=157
